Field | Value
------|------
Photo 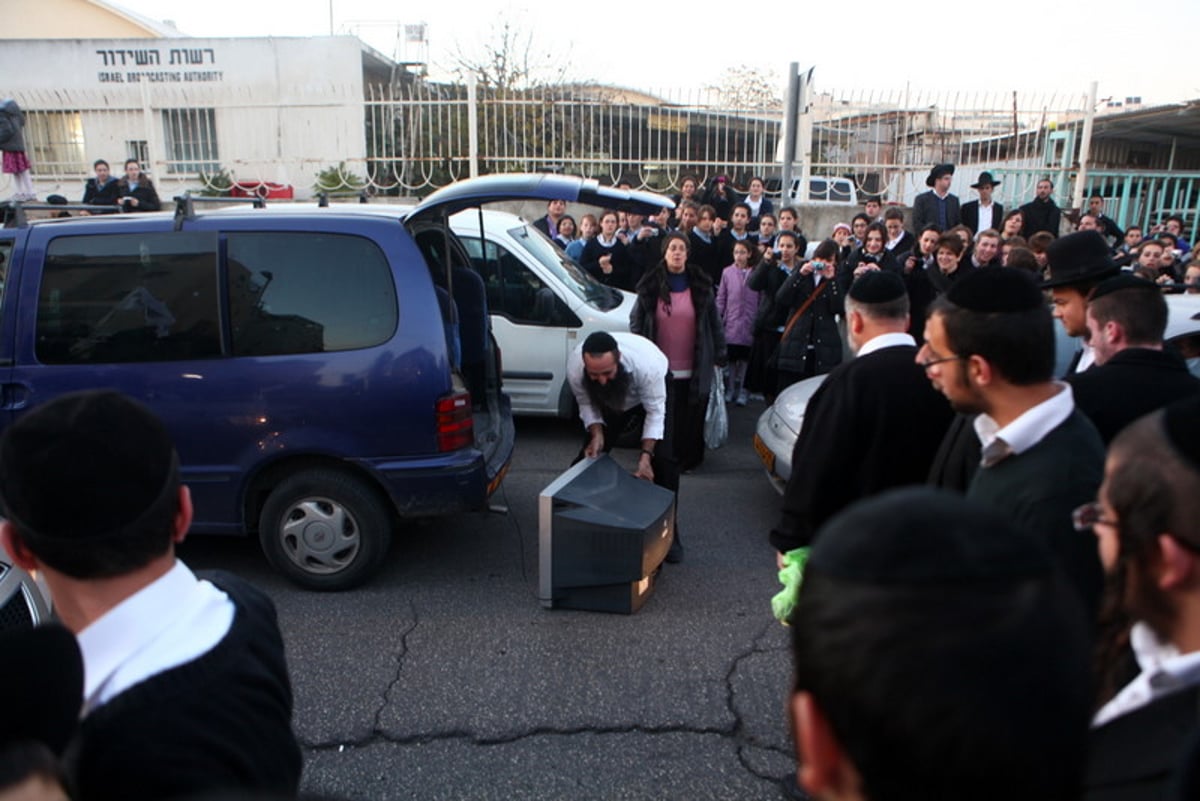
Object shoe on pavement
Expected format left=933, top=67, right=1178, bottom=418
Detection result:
left=665, top=538, right=683, bottom=564
left=736, top=389, right=748, bottom=406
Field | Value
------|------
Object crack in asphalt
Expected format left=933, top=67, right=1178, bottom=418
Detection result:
left=369, top=601, right=418, bottom=736
left=726, top=619, right=795, bottom=782
left=302, top=722, right=736, bottom=752
left=300, top=618, right=792, bottom=782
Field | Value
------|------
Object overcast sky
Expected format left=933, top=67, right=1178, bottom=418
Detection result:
left=113, top=0, right=1200, bottom=106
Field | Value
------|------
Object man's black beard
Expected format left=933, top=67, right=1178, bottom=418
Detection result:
left=584, top=362, right=632, bottom=411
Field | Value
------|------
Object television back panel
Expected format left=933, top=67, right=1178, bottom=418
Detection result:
left=538, top=454, right=675, bottom=613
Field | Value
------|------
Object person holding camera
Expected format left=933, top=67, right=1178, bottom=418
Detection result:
left=836, top=222, right=899, bottom=291
left=772, top=238, right=844, bottom=394
left=115, top=158, right=161, bottom=212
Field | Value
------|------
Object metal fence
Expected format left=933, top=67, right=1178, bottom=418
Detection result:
left=6, top=80, right=1198, bottom=231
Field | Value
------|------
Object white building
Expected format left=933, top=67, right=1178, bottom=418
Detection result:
left=1, top=0, right=394, bottom=199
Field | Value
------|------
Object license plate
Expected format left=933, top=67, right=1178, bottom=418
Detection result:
left=753, top=434, right=775, bottom=474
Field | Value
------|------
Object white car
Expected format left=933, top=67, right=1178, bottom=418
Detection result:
left=752, top=374, right=827, bottom=494
left=752, top=293, right=1200, bottom=493
left=452, top=209, right=637, bottom=417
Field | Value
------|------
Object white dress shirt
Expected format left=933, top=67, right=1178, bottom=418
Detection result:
left=855, top=331, right=915, bottom=358
left=78, top=560, right=235, bottom=715
left=973, top=382, right=1074, bottom=464
left=567, top=332, right=669, bottom=441
left=1093, top=622, right=1200, bottom=727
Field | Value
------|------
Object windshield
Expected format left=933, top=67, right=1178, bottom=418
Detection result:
left=507, top=224, right=622, bottom=310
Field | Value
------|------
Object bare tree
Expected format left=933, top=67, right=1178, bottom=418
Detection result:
left=707, top=65, right=783, bottom=111
left=446, top=16, right=570, bottom=91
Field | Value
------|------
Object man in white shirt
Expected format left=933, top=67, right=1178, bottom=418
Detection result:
left=567, top=331, right=682, bottom=562
left=920, top=267, right=1105, bottom=616
left=0, top=390, right=301, bottom=801
left=1082, top=395, right=1200, bottom=799
left=960, top=171, right=1004, bottom=234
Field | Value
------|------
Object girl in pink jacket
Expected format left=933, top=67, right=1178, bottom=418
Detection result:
left=716, top=240, right=760, bottom=405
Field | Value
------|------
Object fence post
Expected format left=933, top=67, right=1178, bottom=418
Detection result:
left=798, top=67, right=813, bottom=207
left=467, top=74, right=479, bottom=179
left=1072, top=81, right=1098, bottom=211
left=781, top=63, right=799, bottom=206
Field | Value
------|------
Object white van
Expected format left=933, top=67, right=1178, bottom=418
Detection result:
left=785, top=176, right=858, bottom=206
left=451, top=209, right=636, bottom=417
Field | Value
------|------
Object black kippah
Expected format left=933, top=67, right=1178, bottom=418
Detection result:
left=0, top=390, right=177, bottom=541
left=1089, top=274, right=1157, bottom=302
left=1163, top=394, right=1200, bottom=474
left=809, top=487, right=1054, bottom=584
left=582, top=330, right=619, bottom=355
left=849, top=270, right=906, bottom=303
left=946, top=266, right=1043, bottom=313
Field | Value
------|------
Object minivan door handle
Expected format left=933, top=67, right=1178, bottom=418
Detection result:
left=0, top=382, right=30, bottom=411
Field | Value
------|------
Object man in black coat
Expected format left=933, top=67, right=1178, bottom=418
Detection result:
left=1085, top=396, right=1200, bottom=800
left=1021, top=177, right=1062, bottom=238
left=960, top=171, right=1004, bottom=234
left=531, top=198, right=567, bottom=243
left=1067, top=275, right=1200, bottom=443
left=769, top=272, right=953, bottom=553
left=81, top=159, right=120, bottom=206
left=910, top=164, right=960, bottom=235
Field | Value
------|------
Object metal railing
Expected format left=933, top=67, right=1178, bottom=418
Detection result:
left=4, top=81, right=1197, bottom=232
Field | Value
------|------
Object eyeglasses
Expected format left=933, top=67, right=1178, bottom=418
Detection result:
left=1072, top=502, right=1118, bottom=533
left=917, top=349, right=967, bottom=370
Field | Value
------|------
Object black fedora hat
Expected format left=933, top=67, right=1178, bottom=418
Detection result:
left=925, top=164, right=955, bottom=187
left=970, top=171, right=1000, bottom=189
left=1042, top=231, right=1119, bottom=288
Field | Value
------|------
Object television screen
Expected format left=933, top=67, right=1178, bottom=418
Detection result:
left=538, top=454, right=675, bottom=614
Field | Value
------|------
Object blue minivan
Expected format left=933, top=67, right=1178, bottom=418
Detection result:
left=0, top=174, right=672, bottom=590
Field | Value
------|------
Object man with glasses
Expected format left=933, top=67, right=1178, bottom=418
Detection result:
left=919, top=267, right=1105, bottom=617
left=1078, top=395, right=1200, bottom=799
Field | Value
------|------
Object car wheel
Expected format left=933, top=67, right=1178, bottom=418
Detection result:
left=258, top=469, right=392, bottom=591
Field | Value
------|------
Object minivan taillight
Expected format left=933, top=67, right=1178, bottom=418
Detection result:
left=436, top=392, right=474, bottom=451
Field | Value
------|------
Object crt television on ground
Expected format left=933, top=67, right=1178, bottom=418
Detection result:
left=538, top=454, right=675, bottom=614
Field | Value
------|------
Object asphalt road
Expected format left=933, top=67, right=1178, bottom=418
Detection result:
left=180, top=400, right=795, bottom=800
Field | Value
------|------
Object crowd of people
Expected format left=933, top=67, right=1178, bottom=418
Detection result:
left=4, top=166, right=1200, bottom=801
left=545, top=164, right=1200, bottom=800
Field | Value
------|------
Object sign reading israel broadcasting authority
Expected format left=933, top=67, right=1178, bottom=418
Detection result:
left=94, top=45, right=223, bottom=83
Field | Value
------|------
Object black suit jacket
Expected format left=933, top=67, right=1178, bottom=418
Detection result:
left=770, top=343, right=954, bottom=551
left=960, top=200, right=1004, bottom=234
left=1068, top=348, right=1200, bottom=443
left=1085, top=686, right=1200, bottom=801
left=911, top=190, right=961, bottom=234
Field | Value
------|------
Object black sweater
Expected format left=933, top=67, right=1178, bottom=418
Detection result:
left=67, top=571, right=302, bottom=801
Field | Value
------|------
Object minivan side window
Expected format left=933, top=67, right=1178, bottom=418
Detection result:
left=226, top=232, right=397, bottom=356
left=38, top=232, right=221, bottom=364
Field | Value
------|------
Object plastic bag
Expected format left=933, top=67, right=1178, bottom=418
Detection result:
left=704, top=371, right=728, bottom=449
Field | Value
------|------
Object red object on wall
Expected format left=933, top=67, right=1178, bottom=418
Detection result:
left=229, top=181, right=294, bottom=200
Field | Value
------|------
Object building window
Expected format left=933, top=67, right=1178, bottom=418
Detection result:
left=25, top=111, right=86, bottom=175
left=126, top=140, right=149, bottom=169
left=162, top=108, right=219, bottom=174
